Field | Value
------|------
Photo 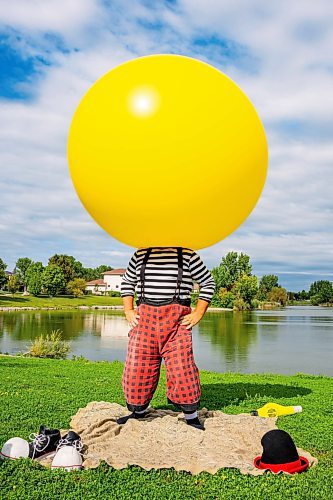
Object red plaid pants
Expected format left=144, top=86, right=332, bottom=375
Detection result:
left=122, top=303, right=201, bottom=409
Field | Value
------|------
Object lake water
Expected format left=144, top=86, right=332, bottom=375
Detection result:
left=0, top=306, right=332, bottom=375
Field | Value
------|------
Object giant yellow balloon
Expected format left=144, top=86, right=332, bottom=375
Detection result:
left=68, top=54, right=268, bottom=250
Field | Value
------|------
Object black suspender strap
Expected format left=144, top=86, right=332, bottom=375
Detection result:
left=173, top=247, right=183, bottom=300
left=140, top=247, right=152, bottom=301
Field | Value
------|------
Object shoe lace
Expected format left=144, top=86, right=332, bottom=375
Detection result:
left=56, top=437, right=83, bottom=454
left=29, top=433, right=50, bottom=459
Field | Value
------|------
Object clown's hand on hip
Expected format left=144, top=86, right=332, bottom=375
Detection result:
left=179, top=310, right=204, bottom=329
left=125, top=309, right=140, bottom=329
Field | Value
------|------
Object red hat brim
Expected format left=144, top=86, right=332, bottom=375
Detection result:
left=254, top=456, right=309, bottom=474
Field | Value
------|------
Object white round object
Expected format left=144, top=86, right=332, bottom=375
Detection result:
left=51, top=446, right=83, bottom=471
left=293, top=405, right=303, bottom=413
left=1, top=437, right=29, bottom=460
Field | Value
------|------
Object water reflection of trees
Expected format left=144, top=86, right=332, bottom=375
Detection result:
left=0, top=311, right=129, bottom=342
left=0, top=311, right=86, bottom=340
left=197, top=311, right=258, bottom=364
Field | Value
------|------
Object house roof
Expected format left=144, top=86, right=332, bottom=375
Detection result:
left=103, top=268, right=126, bottom=275
left=86, top=279, right=107, bottom=286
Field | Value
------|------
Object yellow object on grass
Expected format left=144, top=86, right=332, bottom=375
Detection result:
left=252, top=403, right=303, bottom=418
left=67, top=54, right=268, bottom=250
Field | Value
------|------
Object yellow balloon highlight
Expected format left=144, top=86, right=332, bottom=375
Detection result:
left=67, top=54, right=268, bottom=250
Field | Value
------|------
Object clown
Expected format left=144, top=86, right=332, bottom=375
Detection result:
left=117, top=246, right=215, bottom=429
left=67, top=54, right=268, bottom=430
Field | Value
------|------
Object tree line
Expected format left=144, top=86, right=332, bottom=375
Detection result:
left=1, top=251, right=332, bottom=307
left=0, top=255, right=113, bottom=298
left=209, top=251, right=333, bottom=309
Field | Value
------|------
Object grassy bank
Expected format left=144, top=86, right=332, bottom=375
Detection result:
left=0, top=293, right=122, bottom=309
left=0, top=356, right=332, bottom=499
left=0, top=294, right=227, bottom=311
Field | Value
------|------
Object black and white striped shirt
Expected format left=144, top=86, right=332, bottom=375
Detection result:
left=121, top=247, right=216, bottom=303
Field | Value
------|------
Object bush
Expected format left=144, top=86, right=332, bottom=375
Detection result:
left=233, top=297, right=250, bottom=311
left=310, top=294, right=321, bottom=306
left=27, top=329, right=71, bottom=359
left=67, top=278, right=86, bottom=297
left=251, top=298, right=260, bottom=309
left=7, top=275, right=20, bottom=295
left=268, top=286, right=288, bottom=306
left=217, top=288, right=235, bottom=308
left=108, top=290, right=121, bottom=297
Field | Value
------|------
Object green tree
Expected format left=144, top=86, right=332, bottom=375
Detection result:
left=48, top=254, right=77, bottom=284
left=268, top=286, right=288, bottom=306
left=72, top=259, right=86, bottom=279
left=257, top=274, right=279, bottom=301
left=26, top=262, right=44, bottom=296
left=66, top=278, right=87, bottom=297
left=234, top=274, right=258, bottom=305
left=211, top=251, right=252, bottom=292
left=0, top=258, right=7, bottom=290
left=310, top=294, right=322, bottom=306
left=309, top=280, right=333, bottom=304
left=299, top=289, right=309, bottom=300
left=42, top=265, right=65, bottom=297
left=82, top=267, right=97, bottom=281
left=7, top=275, right=19, bottom=295
left=211, top=251, right=253, bottom=307
left=94, top=264, right=113, bottom=278
left=14, top=257, right=33, bottom=292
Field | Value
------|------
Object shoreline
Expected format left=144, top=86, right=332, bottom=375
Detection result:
left=1, top=304, right=331, bottom=312
left=0, top=305, right=233, bottom=312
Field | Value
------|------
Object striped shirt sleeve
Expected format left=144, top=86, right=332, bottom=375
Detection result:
left=189, top=251, right=216, bottom=303
left=120, top=251, right=138, bottom=297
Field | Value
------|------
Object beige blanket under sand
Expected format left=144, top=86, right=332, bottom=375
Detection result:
left=39, top=401, right=316, bottom=475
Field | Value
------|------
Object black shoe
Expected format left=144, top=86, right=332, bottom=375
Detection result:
left=186, top=417, right=205, bottom=431
left=117, top=411, right=148, bottom=425
left=56, top=431, right=83, bottom=455
left=28, top=425, right=61, bottom=460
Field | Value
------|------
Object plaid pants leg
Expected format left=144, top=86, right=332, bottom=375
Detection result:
left=159, top=304, right=201, bottom=406
left=122, top=304, right=161, bottom=410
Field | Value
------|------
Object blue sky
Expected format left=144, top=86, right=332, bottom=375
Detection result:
left=0, top=0, right=333, bottom=291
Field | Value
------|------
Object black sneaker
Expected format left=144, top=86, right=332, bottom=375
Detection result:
left=116, top=411, right=149, bottom=425
left=56, top=431, right=83, bottom=455
left=28, top=425, right=61, bottom=460
left=186, top=417, right=205, bottom=431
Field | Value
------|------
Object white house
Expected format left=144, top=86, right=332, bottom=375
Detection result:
left=85, top=269, right=126, bottom=295
left=103, top=269, right=126, bottom=291
left=85, top=279, right=107, bottom=295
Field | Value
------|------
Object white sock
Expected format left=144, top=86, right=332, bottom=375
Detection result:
left=184, top=411, right=198, bottom=420
left=135, top=408, right=148, bottom=415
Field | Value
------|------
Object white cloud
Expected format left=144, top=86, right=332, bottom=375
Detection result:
left=0, top=0, right=103, bottom=41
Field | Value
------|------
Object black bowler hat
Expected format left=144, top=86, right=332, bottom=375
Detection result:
left=254, top=429, right=309, bottom=474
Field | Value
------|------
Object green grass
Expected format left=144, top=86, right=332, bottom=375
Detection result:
left=0, top=294, right=122, bottom=309
left=0, top=356, right=332, bottom=500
